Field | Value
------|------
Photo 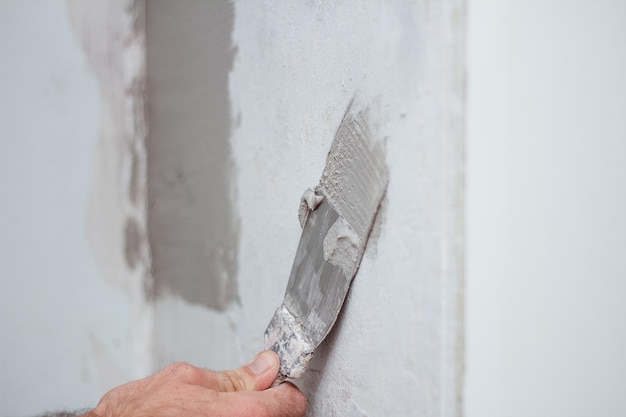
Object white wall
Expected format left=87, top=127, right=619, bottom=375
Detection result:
left=227, top=1, right=464, bottom=416
left=0, top=1, right=134, bottom=415
left=1, top=2, right=466, bottom=416
left=465, top=0, right=626, bottom=416
left=5, top=1, right=626, bottom=416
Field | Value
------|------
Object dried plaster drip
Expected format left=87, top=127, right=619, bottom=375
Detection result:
left=265, top=304, right=315, bottom=379
left=298, top=187, right=323, bottom=228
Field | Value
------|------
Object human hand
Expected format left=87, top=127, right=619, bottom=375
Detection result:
left=80, top=351, right=307, bottom=417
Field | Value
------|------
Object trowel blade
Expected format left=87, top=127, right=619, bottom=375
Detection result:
left=264, top=102, right=388, bottom=380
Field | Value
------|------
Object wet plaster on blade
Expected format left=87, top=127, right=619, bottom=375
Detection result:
left=145, top=0, right=239, bottom=311
left=319, top=102, right=388, bottom=242
left=267, top=100, right=388, bottom=381
left=298, top=187, right=323, bottom=228
left=323, top=217, right=360, bottom=280
left=318, top=101, right=388, bottom=283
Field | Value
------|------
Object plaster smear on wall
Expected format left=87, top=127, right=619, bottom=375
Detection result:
left=67, top=0, right=154, bottom=379
left=145, top=0, right=239, bottom=312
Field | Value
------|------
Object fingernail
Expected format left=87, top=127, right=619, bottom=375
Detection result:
left=247, top=351, right=275, bottom=375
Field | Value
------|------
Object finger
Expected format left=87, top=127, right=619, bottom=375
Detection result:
left=216, top=350, right=280, bottom=392
left=263, top=382, right=308, bottom=417
left=217, top=383, right=307, bottom=417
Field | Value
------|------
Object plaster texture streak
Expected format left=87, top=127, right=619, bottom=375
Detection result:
left=228, top=2, right=465, bottom=416
left=68, top=0, right=154, bottom=378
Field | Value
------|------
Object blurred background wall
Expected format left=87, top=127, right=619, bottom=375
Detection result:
left=465, top=1, right=626, bottom=416
left=1, top=0, right=625, bottom=417
left=0, top=0, right=135, bottom=414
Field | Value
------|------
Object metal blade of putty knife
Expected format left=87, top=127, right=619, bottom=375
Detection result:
left=264, top=101, right=388, bottom=381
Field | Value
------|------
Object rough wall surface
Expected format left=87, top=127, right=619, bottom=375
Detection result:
left=0, top=1, right=464, bottom=415
left=228, top=2, right=465, bottom=416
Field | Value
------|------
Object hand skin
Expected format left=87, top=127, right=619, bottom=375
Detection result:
left=79, top=351, right=306, bottom=417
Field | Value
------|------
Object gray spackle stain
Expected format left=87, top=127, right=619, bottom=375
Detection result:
left=124, top=217, right=142, bottom=269
left=145, top=1, right=239, bottom=311
left=68, top=0, right=150, bottom=293
left=128, top=149, right=141, bottom=206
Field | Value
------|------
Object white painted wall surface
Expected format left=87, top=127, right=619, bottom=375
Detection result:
left=465, top=0, right=626, bottom=416
left=0, top=1, right=134, bottom=415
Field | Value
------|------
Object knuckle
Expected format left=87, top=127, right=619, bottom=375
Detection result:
left=220, top=370, right=247, bottom=392
left=166, top=361, right=197, bottom=376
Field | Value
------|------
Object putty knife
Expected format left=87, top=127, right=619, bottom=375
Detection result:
left=265, top=103, right=388, bottom=381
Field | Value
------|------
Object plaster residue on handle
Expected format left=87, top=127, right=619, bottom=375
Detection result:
left=265, top=304, right=315, bottom=379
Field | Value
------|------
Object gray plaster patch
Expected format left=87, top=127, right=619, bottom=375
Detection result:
left=145, top=0, right=238, bottom=311
left=124, top=217, right=142, bottom=269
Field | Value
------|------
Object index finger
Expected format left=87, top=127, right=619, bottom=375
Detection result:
left=218, top=382, right=308, bottom=417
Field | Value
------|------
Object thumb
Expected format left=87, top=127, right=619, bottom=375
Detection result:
left=218, top=350, right=280, bottom=392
